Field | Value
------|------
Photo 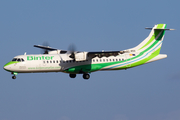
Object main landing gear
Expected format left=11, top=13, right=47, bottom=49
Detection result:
left=69, top=73, right=90, bottom=80
left=69, top=74, right=76, bottom=78
left=83, top=73, right=90, bottom=79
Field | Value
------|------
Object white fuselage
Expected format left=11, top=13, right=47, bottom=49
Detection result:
left=5, top=53, right=130, bottom=73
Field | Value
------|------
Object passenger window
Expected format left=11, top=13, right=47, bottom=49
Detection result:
left=56, top=60, right=58, bottom=63
left=122, top=59, right=124, bottom=61
left=47, top=61, right=49, bottom=63
left=21, top=59, right=24, bottom=62
left=53, top=61, right=55, bottom=63
left=119, top=59, right=121, bottom=61
left=43, top=61, right=45, bottom=63
left=50, top=61, right=52, bottom=63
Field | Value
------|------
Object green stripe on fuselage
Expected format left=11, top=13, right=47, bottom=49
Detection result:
left=114, top=47, right=161, bottom=70
left=65, top=60, right=125, bottom=73
left=4, top=61, right=19, bottom=67
left=65, top=24, right=166, bottom=74
left=65, top=39, right=162, bottom=74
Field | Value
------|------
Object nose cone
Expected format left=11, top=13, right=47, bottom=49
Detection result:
left=4, top=61, right=20, bottom=72
left=3, top=61, right=18, bottom=72
left=4, top=63, right=10, bottom=71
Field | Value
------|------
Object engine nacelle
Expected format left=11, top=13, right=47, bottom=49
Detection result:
left=75, top=52, right=87, bottom=61
left=48, top=50, right=61, bottom=54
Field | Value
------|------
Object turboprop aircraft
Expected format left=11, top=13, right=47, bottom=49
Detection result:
left=3, top=24, right=174, bottom=79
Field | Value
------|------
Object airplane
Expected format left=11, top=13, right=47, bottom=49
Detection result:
left=3, top=24, right=174, bottom=80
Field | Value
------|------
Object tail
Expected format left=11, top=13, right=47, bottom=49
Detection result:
left=126, top=24, right=174, bottom=67
left=134, top=24, right=168, bottom=52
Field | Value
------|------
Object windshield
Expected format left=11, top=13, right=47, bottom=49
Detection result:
left=12, top=58, right=17, bottom=61
left=12, top=58, right=25, bottom=62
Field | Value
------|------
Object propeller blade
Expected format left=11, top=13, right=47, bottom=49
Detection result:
left=68, top=44, right=76, bottom=59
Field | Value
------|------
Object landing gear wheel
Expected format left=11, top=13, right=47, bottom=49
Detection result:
left=83, top=74, right=90, bottom=80
left=69, top=74, right=76, bottom=78
left=12, top=76, right=16, bottom=79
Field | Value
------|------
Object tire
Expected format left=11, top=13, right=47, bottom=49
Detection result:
left=83, top=74, right=90, bottom=79
left=12, top=76, right=16, bottom=79
left=69, top=74, right=76, bottom=78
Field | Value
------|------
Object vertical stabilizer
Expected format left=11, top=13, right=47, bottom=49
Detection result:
left=133, top=24, right=167, bottom=54
left=124, top=24, right=174, bottom=68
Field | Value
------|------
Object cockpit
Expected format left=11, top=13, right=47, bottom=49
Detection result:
left=12, top=58, right=25, bottom=62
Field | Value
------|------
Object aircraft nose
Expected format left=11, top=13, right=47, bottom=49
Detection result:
left=3, top=63, right=11, bottom=71
left=4, top=65, right=8, bottom=71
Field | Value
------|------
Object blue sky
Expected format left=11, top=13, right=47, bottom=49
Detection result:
left=1, top=0, right=180, bottom=120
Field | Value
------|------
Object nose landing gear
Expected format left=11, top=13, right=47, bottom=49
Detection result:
left=11, top=72, right=18, bottom=79
left=12, top=75, right=16, bottom=79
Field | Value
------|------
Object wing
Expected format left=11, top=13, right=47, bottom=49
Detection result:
left=34, top=45, right=69, bottom=54
left=34, top=45, right=58, bottom=51
left=34, top=45, right=124, bottom=59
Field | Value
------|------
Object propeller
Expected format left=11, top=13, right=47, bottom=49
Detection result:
left=68, top=44, right=76, bottom=59
left=41, top=42, right=50, bottom=54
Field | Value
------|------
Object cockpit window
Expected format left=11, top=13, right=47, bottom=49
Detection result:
left=12, top=58, right=25, bottom=62
left=12, top=58, right=17, bottom=61
left=17, top=58, right=21, bottom=62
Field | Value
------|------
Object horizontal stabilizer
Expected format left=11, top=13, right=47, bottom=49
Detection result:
left=145, top=28, right=175, bottom=30
left=146, top=54, right=167, bottom=63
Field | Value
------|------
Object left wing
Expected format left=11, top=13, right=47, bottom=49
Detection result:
left=34, top=44, right=124, bottom=59
left=34, top=45, right=68, bottom=54
left=34, top=45, right=58, bottom=51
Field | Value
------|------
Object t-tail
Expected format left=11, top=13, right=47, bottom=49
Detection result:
left=127, top=24, right=174, bottom=67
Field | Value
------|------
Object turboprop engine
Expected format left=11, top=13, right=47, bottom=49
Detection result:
left=74, top=52, right=88, bottom=61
